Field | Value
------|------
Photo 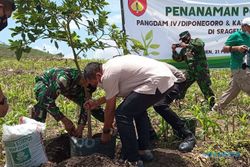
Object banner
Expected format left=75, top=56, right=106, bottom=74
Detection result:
left=121, top=0, right=250, bottom=62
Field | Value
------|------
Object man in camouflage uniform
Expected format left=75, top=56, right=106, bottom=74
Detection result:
left=32, top=68, right=104, bottom=137
left=172, top=31, right=215, bottom=108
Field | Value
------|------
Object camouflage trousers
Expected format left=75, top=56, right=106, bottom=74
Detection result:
left=178, top=72, right=215, bottom=108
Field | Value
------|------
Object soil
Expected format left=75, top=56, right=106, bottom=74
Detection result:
left=0, top=68, right=38, bottom=75
left=44, top=134, right=71, bottom=163
left=42, top=134, right=200, bottom=167
left=42, top=134, right=132, bottom=167
left=41, top=133, right=249, bottom=167
left=1, top=132, right=247, bottom=167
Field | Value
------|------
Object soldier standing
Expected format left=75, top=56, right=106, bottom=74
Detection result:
left=172, top=31, right=215, bottom=109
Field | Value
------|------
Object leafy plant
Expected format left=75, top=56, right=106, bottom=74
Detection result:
left=0, top=58, right=249, bottom=166
left=9, top=0, right=127, bottom=71
left=190, top=104, right=221, bottom=140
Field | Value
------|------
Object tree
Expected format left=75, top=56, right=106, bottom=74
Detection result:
left=9, top=0, right=128, bottom=71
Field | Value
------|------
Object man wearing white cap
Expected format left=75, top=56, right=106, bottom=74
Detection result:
left=213, top=17, right=250, bottom=111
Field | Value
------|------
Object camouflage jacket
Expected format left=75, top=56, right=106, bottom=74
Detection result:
left=35, top=68, right=93, bottom=125
left=172, top=38, right=209, bottom=76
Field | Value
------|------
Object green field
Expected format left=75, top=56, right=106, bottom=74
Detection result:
left=0, top=51, right=249, bottom=166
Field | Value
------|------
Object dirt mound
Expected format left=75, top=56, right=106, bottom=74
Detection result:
left=42, top=154, right=123, bottom=167
left=43, top=134, right=129, bottom=167
left=42, top=134, right=249, bottom=167
left=43, top=134, right=198, bottom=167
left=43, top=148, right=197, bottom=167
left=58, top=154, right=122, bottom=167
left=147, top=149, right=196, bottom=167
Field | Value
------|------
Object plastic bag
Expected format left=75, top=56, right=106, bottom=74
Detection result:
left=2, top=116, right=47, bottom=167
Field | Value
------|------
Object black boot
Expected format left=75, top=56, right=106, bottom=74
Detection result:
left=177, top=127, right=196, bottom=152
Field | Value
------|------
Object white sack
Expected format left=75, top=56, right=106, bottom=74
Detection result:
left=2, top=117, right=47, bottom=167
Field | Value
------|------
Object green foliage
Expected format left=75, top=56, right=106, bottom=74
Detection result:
left=9, top=0, right=128, bottom=70
left=0, top=57, right=249, bottom=166
left=189, top=104, right=221, bottom=140
left=7, top=0, right=157, bottom=68
left=151, top=68, right=249, bottom=166
left=109, top=24, right=130, bottom=55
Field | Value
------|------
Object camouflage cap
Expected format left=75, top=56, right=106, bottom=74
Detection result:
left=179, top=31, right=190, bottom=40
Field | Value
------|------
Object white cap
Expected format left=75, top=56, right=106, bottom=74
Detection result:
left=242, top=17, right=250, bottom=26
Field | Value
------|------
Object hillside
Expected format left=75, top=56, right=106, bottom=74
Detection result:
left=0, top=43, right=64, bottom=59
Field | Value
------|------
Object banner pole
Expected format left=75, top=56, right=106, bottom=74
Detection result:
left=120, top=0, right=126, bottom=34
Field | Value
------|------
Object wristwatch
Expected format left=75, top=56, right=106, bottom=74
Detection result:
left=0, top=97, right=6, bottom=105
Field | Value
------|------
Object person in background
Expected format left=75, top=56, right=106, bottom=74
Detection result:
left=83, top=55, right=195, bottom=167
left=0, top=0, right=16, bottom=117
left=172, top=31, right=215, bottom=109
left=31, top=68, right=104, bottom=137
left=213, top=17, right=250, bottom=111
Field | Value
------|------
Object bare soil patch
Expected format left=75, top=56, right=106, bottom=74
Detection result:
left=42, top=134, right=198, bottom=167
left=41, top=134, right=249, bottom=167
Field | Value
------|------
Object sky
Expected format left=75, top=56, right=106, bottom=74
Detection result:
left=0, top=0, right=123, bottom=60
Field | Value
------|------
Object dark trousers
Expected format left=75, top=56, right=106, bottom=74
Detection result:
left=115, top=88, right=171, bottom=162
left=153, top=83, right=186, bottom=133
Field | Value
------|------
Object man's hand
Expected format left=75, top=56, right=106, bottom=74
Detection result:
left=75, top=124, right=85, bottom=138
left=171, top=44, right=177, bottom=50
left=101, top=133, right=112, bottom=144
left=180, top=42, right=188, bottom=48
left=84, top=99, right=98, bottom=110
left=222, top=45, right=248, bottom=53
left=61, top=117, right=76, bottom=136
left=101, top=96, right=116, bottom=143
left=239, top=45, right=249, bottom=53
